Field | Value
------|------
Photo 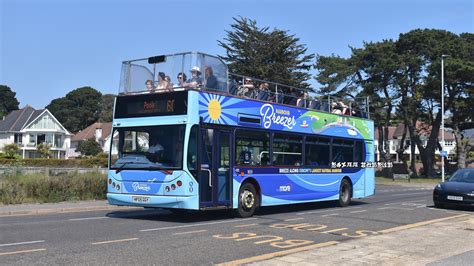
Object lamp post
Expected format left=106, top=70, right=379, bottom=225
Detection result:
left=441, top=54, right=449, bottom=182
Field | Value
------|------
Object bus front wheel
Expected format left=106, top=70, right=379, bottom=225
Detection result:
left=338, top=179, right=352, bottom=207
left=234, top=182, right=259, bottom=218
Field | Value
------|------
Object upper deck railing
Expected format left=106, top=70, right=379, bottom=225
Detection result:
left=119, top=52, right=370, bottom=119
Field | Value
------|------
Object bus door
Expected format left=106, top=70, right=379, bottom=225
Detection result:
left=199, top=128, right=232, bottom=207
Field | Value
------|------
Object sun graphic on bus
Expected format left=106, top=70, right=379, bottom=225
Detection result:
left=208, top=99, right=222, bottom=121
left=199, top=93, right=244, bottom=125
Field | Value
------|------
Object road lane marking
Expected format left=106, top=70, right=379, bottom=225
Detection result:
left=284, top=218, right=304, bottom=221
left=321, top=213, right=339, bottom=217
left=350, top=210, right=367, bottom=213
left=320, top=228, right=348, bottom=234
left=91, top=238, right=139, bottom=245
left=173, top=230, right=207, bottom=235
left=378, top=214, right=468, bottom=234
left=216, top=241, right=339, bottom=265
left=0, top=249, right=47, bottom=256
left=140, top=218, right=258, bottom=232
left=296, top=206, right=362, bottom=215
left=234, top=223, right=258, bottom=228
left=68, top=217, right=109, bottom=221
left=378, top=207, right=414, bottom=211
left=0, top=240, right=45, bottom=247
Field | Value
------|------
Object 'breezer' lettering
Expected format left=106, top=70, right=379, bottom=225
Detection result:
left=260, top=104, right=297, bottom=130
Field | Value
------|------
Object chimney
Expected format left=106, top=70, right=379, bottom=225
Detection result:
left=95, top=128, right=102, bottom=141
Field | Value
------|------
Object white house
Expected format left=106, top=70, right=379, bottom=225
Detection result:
left=374, top=123, right=456, bottom=162
left=0, top=105, right=72, bottom=159
left=69, top=122, right=113, bottom=157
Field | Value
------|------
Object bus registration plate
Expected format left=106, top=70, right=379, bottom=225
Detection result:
left=132, top=196, right=150, bottom=203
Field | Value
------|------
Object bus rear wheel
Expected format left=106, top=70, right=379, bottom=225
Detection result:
left=234, top=182, right=259, bottom=218
left=338, top=179, right=352, bottom=207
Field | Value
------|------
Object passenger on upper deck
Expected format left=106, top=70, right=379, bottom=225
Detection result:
left=297, top=91, right=309, bottom=108
left=156, top=72, right=172, bottom=92
left=175, top=72, right=187, bottom=88
left=185, top=66, right=203, bottom=88
left=204, top=66, right=218, bottom=89
left=145, top=80, right=154, bottom=92
left=257, top=83, right=270, bottom=101
left=285, top=88, right=298, bottom=106
left=237, top=77, right=257, bottom=98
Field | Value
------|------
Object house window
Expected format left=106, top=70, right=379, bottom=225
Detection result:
left=14, top=133, right=23, bottom=145
left=29, top=134, right=36, bottom=145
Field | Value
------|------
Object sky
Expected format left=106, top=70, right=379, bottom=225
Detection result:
left=1, top=0, right=473, bottom=109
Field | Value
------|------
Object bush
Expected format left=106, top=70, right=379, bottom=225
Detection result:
left=0, top=157, right=108, bottom=168
left=0, top=172, right=107, bottom=204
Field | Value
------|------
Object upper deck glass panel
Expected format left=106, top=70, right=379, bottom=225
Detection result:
left=119, top=52, right=228, bottom=95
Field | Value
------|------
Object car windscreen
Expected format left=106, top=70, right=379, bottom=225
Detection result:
left=448, top=169, right=474, bottom=183
left=110, top=125, right=185, bottom=170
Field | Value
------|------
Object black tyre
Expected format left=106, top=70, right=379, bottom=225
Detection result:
left=338, top=179, right=352, bottom=207
left=434, top=202, right=444, bottom=209
left=234, top=182, right=259, bottom=218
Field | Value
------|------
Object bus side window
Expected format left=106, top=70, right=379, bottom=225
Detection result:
left=235, top=130, right=270, bottom=166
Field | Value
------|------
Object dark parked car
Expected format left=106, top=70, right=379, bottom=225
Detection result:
left=433, top=168, right=474, bottom=208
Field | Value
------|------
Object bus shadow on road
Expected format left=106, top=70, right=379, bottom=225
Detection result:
left=104, top=201, right=369, bottom=223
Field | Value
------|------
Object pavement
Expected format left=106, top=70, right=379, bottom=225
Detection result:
left=248, top=214, right=474, bottom=266
left=0, top=200, right=137, bottom=217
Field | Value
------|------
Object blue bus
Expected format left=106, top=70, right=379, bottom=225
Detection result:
left=107, top=52, right=375, bottom=217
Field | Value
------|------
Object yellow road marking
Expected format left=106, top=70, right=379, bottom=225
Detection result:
left=379, top=214, right=468, bottom=234
left=234, top=223, right=258, bottom=228
left=0, top=248, right=46, bottom=256
left=91, top=238, right=139, bottom=245
left=284, top=218, right=304, bottom=222
left=321, top=228, right=348, bottom=234
left=173, top=230, right=207, bottom=235
left=216, top=241, right=339, bottom=265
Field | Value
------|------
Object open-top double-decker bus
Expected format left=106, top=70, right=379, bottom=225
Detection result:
left=107, top=52, right=374, bottom=217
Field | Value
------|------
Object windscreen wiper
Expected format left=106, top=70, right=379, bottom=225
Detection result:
left=114, top=161, right=146, bottom=173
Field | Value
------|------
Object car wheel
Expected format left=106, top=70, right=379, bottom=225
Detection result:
left=338, top=179, right=352, bottom=207
left=434, top=202, right=444, bottom=209
left=234, top=182, right=259, bottom=218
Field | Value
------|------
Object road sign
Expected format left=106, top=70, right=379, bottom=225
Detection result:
left=440, top=151, right=448, bottom=157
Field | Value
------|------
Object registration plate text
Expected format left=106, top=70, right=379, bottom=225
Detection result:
left=447, top=195, right=463, bottom=201
left=132, top=196, right=150, bottom=203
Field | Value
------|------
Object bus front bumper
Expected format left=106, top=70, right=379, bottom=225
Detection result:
left=107, top=193, right=199, bottom=210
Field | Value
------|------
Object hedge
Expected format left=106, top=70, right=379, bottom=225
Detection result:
left=0, top=158, right=108, bottom=168
left=0, top=172, right=107, bottom=204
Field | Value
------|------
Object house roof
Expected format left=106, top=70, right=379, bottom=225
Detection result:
left=0, top=105, right=44, bottom=132
left=390, top=122, right=455, bottom=140
left=72, top=122, right=112, bottom=142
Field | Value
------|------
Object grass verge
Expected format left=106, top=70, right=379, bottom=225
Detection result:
left=376, top=176, right=441, bottom=186
left=0, top=172, right=106, bottom=205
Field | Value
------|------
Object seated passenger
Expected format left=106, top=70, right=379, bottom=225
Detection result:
left=296, top=91, right=309, bottom=108
left=331, top=102, right=343, bottom=114
left=204, top=66, right=218, bottom=89
left=156, top=72, right=171, bottom=92
left=284, top=88, right=298, bottom=106
left=174, top=72, right=187, bottom=88
left=239, top=147, right=252, bottom=165
left=165, top=76, right=174, bottom=90
left=237, top=77, right=256, bottom=98
left=257, top=83, right=270, bottom=101
left=308, top=97, right=321, bottom=110
left=145, top=79, right=154, bottom=92
left=185, top=66, right=203, bottom=88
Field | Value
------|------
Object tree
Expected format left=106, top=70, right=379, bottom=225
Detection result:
left=315, top=29, right=472, bottom=177
left=76, top=138, right=102, bottom=157
left=0, top=85, right=20, bottom=117
left=98, top=94, right=115, bottom=123
left=219, top=17, right=315, bottom=89
left=46, top=87, right=102, bottom=133
left=36, top=143, right=52, bottom=158
left=2, top=143, right=20, bottom=159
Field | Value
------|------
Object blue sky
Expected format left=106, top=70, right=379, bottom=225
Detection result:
left=1, top=0, right=472, bottom=109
